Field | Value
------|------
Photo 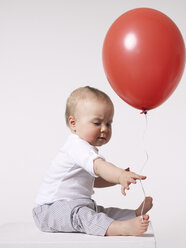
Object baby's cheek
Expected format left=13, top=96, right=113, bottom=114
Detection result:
left=107, top=131, right=112, bottom=141
left=83, top=130, right=97, bottom=141
left=89, top=130, right=99, bottom=140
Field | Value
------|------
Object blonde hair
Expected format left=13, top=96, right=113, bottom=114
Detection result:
left=65, top=86, right=113, bottom=126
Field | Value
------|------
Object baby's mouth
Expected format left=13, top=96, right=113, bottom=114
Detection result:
left=98, top=137, right=106, bottom=141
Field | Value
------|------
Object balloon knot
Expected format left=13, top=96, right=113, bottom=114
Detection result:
left=140, top=110, right=148, bottom=115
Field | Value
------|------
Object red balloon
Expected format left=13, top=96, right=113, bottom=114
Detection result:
left=102, top=8, right=185, bottom=111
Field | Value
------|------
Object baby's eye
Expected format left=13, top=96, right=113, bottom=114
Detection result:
left=106, top=123, right=112, bottom=127
left=93, top=122, right=101, bottom=126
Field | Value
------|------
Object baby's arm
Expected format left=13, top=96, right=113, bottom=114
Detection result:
left=93, top=158, right=146, bottom=195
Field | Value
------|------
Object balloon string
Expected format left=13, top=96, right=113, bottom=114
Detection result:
left=139, top=113, right=157, bottom=247
left=139, top=112, right=148, bottom=221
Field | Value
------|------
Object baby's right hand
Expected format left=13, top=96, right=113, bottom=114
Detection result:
left=119, top=168, right=146, bottom=196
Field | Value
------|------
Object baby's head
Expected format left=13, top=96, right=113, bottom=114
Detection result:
left=65, top=86, right=114, bottom=146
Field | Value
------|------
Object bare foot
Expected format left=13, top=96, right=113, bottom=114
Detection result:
left=106, top=215, right=149, bottom=236
left=136, top=196, right=153, bottom=217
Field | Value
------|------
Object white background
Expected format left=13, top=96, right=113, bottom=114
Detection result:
left=0, top=0, right=185, bottom=247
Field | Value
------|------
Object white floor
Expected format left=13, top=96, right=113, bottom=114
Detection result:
left=0, top=222, right=156, bottom=248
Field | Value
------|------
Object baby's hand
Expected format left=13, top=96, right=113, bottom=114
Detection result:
left=119, top=168, right=146, bottom=196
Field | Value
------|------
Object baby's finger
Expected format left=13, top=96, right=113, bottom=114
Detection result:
left=128, top=178, right=137, bottom=184
left=133, top=173, right=146, bottom=180
left=125, top=181, right=131, bottom=189
left=121, top=186, right=126, bottom=196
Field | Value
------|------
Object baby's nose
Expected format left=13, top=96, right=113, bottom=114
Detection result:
left=101, top=124, right=107, bottom=132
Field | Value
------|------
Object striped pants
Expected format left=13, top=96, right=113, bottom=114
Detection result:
left=32, top=198, right=136, bottom=236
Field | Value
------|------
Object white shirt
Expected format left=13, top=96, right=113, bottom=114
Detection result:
left=35, top=133, right=104, bottom=205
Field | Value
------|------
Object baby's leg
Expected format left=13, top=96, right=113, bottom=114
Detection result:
left=135, top=197, right=153, bottom=217
left=106, top=214, right=149, bottom=236
left=96, top=205, right=136, bottom=221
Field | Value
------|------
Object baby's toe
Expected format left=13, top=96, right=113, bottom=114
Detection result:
left=142, top=214, right=149, bottom=220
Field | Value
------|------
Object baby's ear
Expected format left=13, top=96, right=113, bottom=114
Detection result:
left=68, top=116, right=76, bottom=132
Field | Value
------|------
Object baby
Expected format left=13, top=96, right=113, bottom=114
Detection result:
left=33, top=86, right=153, bottom=236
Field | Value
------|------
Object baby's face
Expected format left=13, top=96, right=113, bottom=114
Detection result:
left=73, top=98, right=114, bottom=146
